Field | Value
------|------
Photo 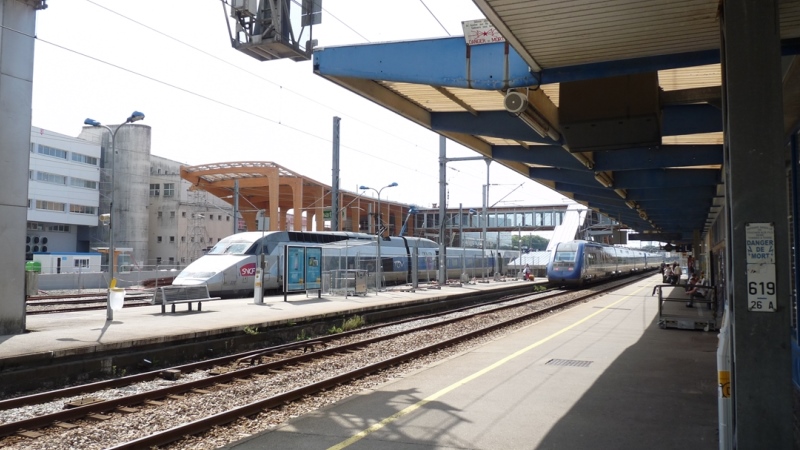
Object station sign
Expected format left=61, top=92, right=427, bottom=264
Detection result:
left=323, top=210, right=332, bottom=219
left=462, top=19, right=506, bottom=46
left=745, top=223, right=776, bottom=312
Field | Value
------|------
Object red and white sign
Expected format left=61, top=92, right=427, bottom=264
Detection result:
left=462, top=19, right=506, bottom=46
left=239, top=262, right=257, bottom=277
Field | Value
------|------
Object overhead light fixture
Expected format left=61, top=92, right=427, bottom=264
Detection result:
left=625, top=200, right=637, bottom=209
left=504, top=91, right=561, bottom=142
left=594, top=172, right=614, bottom=188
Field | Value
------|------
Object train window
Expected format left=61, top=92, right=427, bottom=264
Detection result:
left=206, top=242, right=252, bottom=255
left=554, top=251, right=576, bottom=262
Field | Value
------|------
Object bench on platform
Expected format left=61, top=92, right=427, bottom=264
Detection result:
left=151, top=285, right=221, bottom=313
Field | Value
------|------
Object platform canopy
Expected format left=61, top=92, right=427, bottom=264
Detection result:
left=312, top=0, right=800, bottom=243
left=180, top=161, right=409, bottom=233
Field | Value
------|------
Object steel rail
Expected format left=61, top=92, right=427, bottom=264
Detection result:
left=109, top=274, right=648, bottom=450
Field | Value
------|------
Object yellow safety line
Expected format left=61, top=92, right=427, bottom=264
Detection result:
left=328, top=283, right=650, bottom=450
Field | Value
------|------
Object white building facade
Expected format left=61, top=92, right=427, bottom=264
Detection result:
left=27, top=127, right=238, bottom=272
left=27, top=127, right=102, bottom=256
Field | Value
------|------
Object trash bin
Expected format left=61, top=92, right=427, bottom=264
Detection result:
left=109, top=287, right=125, bottom=311
left=24, top=261, right=41, bottom=296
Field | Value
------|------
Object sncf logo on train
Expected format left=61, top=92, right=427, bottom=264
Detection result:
left=239, top=262, right=257, bottom=277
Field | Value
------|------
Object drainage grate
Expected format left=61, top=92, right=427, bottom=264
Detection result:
left=545, top=359, right=593, bottom=368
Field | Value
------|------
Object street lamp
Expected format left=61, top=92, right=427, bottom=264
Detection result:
left=84, top=111, right=145, bottom=321
left=359, top=182, right=398, bottom=291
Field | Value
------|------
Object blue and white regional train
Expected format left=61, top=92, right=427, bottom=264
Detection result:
left=546, top=240, right=661, bottom=286
left=173, top=231, right=497, bottom=296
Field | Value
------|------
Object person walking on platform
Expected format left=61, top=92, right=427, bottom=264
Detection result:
left=523, top=264, right=532, bottom=281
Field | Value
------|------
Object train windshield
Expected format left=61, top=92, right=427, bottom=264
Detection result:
left=206, top=240, right=255, bottom=255
left=553, top=242, right=578, bottom=262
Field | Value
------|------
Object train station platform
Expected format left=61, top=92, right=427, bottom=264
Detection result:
left=0, top=274, right=721, bottom=449
left=224, top=273, right=720, bottom=450
left=0, top=277, right=541, bottom=375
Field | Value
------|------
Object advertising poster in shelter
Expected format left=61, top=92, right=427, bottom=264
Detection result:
left=285, top=246, right=306, bottom=291
left=306, top=247, right=322, bottom=290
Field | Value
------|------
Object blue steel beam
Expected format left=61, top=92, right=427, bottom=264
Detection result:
left=572, top=193, right=626, bottom=207
left=314, top=38, right=800, bottom=87
left=431, top=105, right=720, bottom=141
left=528, top=168, right=599, bottom=187
left=613, top=169, right=720, bottom=189
left=431, top=112, right=551, bottom=143
left=314, top=38, right=537, bottom=89
left=314, top=38, right=722, bottom=88
left=554, top=182, right=623, bottom=199
left=492, top=145, right=585, bottom=170
left=593, top=145, right=722, bottom=171
left=662, top=104, right=722, bottom=135
left=430, top=106, right=720, bottom=149
left=626, top=186, right=717, bottom=201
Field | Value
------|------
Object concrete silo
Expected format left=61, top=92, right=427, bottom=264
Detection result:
left=79, top=124, right=152, bottom=271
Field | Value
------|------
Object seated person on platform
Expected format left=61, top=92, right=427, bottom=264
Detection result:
left=685, top=272, right=709, bottom=307
left=684, top=274, right=699, bottom=292
left=663, top=265, right=673, bottom=283
left=667, top=264, right=680, bottom=285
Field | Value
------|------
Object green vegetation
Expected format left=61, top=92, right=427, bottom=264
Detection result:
left=511, top=234, right=550, bottom=251
left=296, top=328, right=312, bottom=341
left=243, top=325, right=259, bottom=335
left=328, top=315, right=366, bottom=334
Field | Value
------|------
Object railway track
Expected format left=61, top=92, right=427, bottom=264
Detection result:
left=26, top=293, right=155, bottom=314
left=0, top=274, right=650, bottom=450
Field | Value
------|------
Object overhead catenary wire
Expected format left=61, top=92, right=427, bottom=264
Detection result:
left=419, top=0, right=452, bottom=36
left=23, top=1, right=508, bottom=208
left=79, top=0, right=467, bottom=183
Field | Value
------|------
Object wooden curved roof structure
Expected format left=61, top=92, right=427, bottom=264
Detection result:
left=180, top=161, right=410, bottom=235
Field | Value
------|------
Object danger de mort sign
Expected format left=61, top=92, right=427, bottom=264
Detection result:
left=745, top=223, right=775, bottom=264
left=462, top=19, right=506, bottom=46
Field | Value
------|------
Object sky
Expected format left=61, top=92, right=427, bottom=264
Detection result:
left=30, top=0, right=571, bottom=211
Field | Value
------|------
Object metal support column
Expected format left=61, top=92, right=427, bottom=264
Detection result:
left=331, top=116, right=340, bottom=231
left=233, top=180, right=239, bottom=234
left=438, top=136, right=447, bottom=285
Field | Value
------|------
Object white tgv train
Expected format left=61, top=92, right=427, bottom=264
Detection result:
left=172, top=231, right=499, bottom=296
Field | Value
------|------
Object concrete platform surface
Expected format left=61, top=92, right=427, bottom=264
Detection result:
left=0, top=278, right=538, bottom=362
left=223, top=274, right=719, bottom=450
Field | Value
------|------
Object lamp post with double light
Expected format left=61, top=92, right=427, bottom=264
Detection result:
left=84, top=111, right=145, bottom=321
left=359, top=182, right=398, bottom=291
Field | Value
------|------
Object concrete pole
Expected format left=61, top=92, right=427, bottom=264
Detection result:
left=0, top=0, right=38, bottom=335
left=722, top=1, right=792, bottom=446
